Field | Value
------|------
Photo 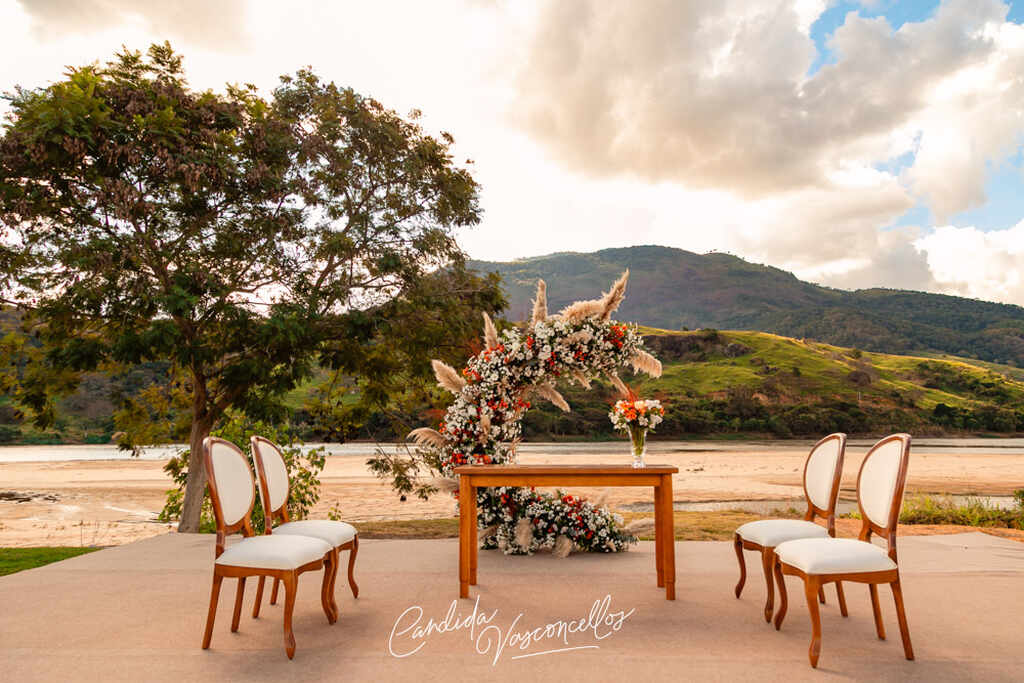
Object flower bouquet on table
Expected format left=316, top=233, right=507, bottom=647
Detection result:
left=609, top=397, right=665, bottom=468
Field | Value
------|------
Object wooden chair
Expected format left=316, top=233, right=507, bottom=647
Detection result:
left=200, top=437, right=335, bottom=659
left=773, top=433, right=913, bottom=668
left=250, top=435, right=359, bottom=624
left=734, top=433, right=848, bottom=622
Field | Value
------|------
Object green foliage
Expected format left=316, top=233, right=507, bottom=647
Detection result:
left=896, top=494, right=1024, bottom=529
left=0, top=547, right=100, bottom=576
left=0, top=43, right=501, bottom=530
left=157, top=415, right=326, bottom=534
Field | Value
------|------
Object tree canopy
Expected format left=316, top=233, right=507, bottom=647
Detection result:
left=0, top=43, right=502, bottom=531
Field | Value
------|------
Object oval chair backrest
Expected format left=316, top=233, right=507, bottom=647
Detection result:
left=251, top=436, right=290, bottom=521
left=857, top=434, right=911, bottom=532
left=204, top=437, right=255, bottom=530
left=803, top=433, right=846, bottom=514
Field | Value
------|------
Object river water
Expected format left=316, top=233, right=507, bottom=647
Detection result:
left=2, top=437, right=1024, bottom=463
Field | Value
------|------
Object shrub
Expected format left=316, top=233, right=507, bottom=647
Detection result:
left=158, top=415, right=327, bottom=533
left=897, top=494, right=1024, bottom=529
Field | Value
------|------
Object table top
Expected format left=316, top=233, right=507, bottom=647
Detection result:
left=453, top=464, right=678, bottom=475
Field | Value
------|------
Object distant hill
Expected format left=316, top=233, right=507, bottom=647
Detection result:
left=469, top=246, right=1024, bottom=366
left=520, top=328, right=1024, bottom=439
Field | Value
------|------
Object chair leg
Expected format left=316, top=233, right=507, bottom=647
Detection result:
left=891, top=579, right=915, bottom=660
left=321, top=551, right=337, bottom=624
left=818, top=586, right=826, bottom=604
left=869, top=583, right=887, bottom=640
left=270, top=577, right=280, bottom=605
left=347, top=535, right=359, bottom=598
left=804, top=578, right=823, bottom=668
left=773, top=558, right=788, bottom=631
left=282, top=572, right=297, bottom=660
left=230, top=577, right=246, bottom=632
left=835, top=581, right=848, bottom=617
left=733, top=533, right=746, bottom=598
left=760, top=548, right=775, bottom=622
left=201, top=573, right=223, bottom=650
left=252, top=576, right=265, bottom=618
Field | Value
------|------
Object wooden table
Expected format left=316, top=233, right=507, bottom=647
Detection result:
left=453, top=464, right=679, bottom=600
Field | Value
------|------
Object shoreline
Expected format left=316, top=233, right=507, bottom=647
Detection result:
left=2, top=442, right=1023, bottom=547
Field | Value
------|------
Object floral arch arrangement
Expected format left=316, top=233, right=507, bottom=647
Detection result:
left=407, top=271, right=663, bottom=556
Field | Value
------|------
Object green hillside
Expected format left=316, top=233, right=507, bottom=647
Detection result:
left=3, top=312, right=1023, bottom=444
left=520, top=329, right=1024, bottom=439
left=469, top=245, right=1024, bottom=366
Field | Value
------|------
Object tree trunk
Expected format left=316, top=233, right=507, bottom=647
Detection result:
left=178, top=391, right=215, bottom=533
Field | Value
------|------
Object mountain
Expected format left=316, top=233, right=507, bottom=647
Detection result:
left=469, top=245, right=1024, bottom=366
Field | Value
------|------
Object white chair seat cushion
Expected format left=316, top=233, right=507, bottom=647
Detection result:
left=216, top=535, right=332, bottom=571
left=775, top=537, right=898, bottom=574
left=272, top=520, right=357, bottom=547
left=736, top=519, right=830, bottom=547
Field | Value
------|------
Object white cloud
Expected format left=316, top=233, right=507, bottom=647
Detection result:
left=16, top=0, right=251, bottom=49
left=2, top=0, right=1023, bottom=306
left=916, top=222, right=1024, bottom=302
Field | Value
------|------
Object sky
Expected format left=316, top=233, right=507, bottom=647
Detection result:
left=2, top=0, right=1023, bottom=305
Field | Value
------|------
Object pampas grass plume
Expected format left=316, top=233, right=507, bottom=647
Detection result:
left=431, top=359, right=466, bottom=394
left=607, top=372, right=632, bottom=398
left=553, top=535, right=574, bottom=559
left=600, top=270, right=629, bottom=320
left=631, top=350, right=663, bottom=378
left=536, top=383, right=571, bottom=412
left=482, top=312, right=499, bottom=349
left=531, top=280, right=548, bottom=324
left=514, top=517, right=534, bottom=550
left=625, top=518, right=656, bottom=536
left=408, top=427, right=447, bottom=449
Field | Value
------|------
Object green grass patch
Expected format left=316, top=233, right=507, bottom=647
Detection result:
left=0, top=547, right=101, bottom=576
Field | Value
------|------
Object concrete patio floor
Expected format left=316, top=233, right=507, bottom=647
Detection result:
left=2, top=532, right=1023, bottom=681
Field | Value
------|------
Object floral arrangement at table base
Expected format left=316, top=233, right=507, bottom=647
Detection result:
left=610, top=398, right=665, bottom=468
left=403, top=271, right=662, bottom=556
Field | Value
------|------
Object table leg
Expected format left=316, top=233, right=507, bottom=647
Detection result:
left=654, top=485, right=665, bottom=588
left=469, top=486, right=478, bottom=585
left=459, top=475, right=471, bottom=598
left=660, top=474, right=676, bottom=600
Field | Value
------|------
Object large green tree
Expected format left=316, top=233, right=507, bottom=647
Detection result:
left=0, top=44, right=501, bottom=532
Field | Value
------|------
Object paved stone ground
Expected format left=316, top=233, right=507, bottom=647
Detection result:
left=2, top=532, right=1022, bottom=681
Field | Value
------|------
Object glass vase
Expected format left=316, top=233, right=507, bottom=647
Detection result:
left=628, top=425, right=647, bottom=468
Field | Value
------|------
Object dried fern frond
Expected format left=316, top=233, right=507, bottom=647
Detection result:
left=531, top=279, right=548, bottom=324
left=431, top=359, right=466, bottom=394
left=625, top=518, right=656, bottom=536
left=479, top=524, right=498, bottom=540
left=553, top=535, right=575, bottom=559
left=559, top=299, right=603, bottom=322
left=600, top=270, right=629, bottom=320
left=482, top=312, right=498, bottom=349
left=607, top=372, right=633, bottom=398
left=630, top=349, right=663, bottom=378
left=572, top=370, right=592, bottom=389
left=515, top=517, right=534, bottom=550
left=536, top=383, right=571, bottom=412
left=478, top=412, right=491, bottom=443
left=407, top=427, right=447, bottom=449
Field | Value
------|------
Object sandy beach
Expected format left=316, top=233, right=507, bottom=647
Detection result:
left=2, top=441, right=1022, bottom=547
